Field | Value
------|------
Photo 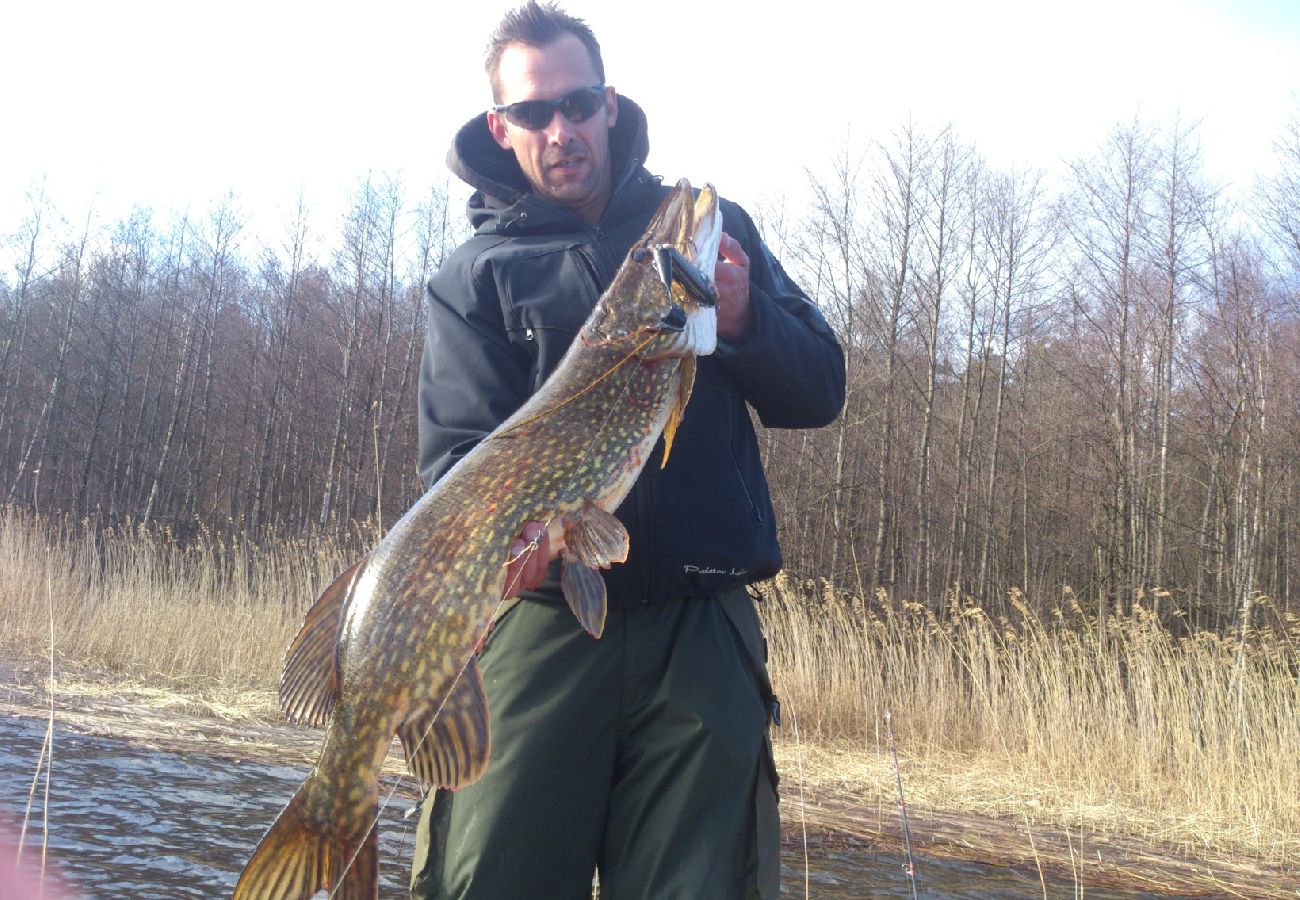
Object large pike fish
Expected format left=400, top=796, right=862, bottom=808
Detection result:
left=233, top=179, right=723, bottom=899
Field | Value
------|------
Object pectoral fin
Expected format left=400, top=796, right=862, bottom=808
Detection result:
left=279, top=556, right=367, bottom=726
left=661, top=356, right=696, bottom=468
left=398, top=657, right=491, bottom=790
left=558, top=502, right=628, bottom=639
left=562, top=501, right=630, bottom=568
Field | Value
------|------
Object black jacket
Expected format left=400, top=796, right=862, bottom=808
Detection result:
left=418, top=97, right=845, bottom=607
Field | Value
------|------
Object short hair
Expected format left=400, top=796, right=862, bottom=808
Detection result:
left=485, top=2, right=605, bottom=103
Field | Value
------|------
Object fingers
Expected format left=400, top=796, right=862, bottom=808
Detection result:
left=715, top=233, right=750, bottom=296
left=714, top=233, right=753, bottom=343
left=719, top=232, right=750, bottom=268
left=510, top=521, right=546, bottom=557
left=504, top=520, right=550, bottom=599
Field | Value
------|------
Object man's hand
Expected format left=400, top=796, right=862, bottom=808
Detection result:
left=714, top=232, right=753, bottom=344
left=503, top=520, right=550, bottom=599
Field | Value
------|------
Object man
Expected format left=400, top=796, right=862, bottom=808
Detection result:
left=411, top=3, right=844, bottom=897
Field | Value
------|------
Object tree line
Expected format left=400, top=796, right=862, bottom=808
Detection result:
left=1, top=175, right=454, bottom=537
left=2, top=116, right=1298, bottom=632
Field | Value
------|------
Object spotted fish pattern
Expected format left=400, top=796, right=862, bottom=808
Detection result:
left=232, top=180, right=723, bottom=899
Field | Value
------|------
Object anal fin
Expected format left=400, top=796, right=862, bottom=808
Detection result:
left=398, top=657, right=491, bottom=791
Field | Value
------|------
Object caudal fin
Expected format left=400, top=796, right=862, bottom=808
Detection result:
left=233, top=781, right=378, bottom=900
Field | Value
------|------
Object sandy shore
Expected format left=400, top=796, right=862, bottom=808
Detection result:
left=2, top=660, right=1295, bottom=898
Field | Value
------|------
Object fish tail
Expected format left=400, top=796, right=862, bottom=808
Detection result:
left=232, top=779, right=378, bottom=900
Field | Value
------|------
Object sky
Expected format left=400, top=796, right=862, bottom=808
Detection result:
left=2, top=0, right=1298, bottom=247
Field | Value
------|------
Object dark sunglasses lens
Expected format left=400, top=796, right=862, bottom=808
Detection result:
left=507, top=89, right=602, bottom=130
left=511, top=101, right=554, bottom=130
left=558, top=89, right=601, bottom=123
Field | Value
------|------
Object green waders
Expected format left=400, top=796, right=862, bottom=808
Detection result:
left=409, top=587, right=781, bottom=899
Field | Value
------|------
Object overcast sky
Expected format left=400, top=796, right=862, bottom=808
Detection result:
left=3, top=0, right=1298, bottom=244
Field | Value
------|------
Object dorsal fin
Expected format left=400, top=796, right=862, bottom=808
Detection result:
left=279, top=556, right=367, bottom=726
left=398, top=657, right=491, bottom=790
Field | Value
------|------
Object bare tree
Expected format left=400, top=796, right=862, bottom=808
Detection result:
left=320, top=177, right=381, bottom=527
left=1061, top=119, right=1157, bottom=621
left=0, top=187, right=55, bottom=476
left=6, top=208, right=95, bottom=508
left=869, top=123, right=930, bottom=598
left=911, top=128, right=968, bottom=606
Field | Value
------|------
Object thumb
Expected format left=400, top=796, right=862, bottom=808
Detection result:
left=719, top=232, right=750, bottom=267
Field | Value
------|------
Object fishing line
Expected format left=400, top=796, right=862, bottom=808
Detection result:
left=327, top=330, right=665, bottom=898
left=885, top=709, right=920, bottom=900
left=489, top=331, right=660, bottom=438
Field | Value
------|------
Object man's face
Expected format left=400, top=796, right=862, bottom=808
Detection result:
left=487, top=33, right=618, bottom=224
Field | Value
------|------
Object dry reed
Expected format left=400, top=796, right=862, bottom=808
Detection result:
left=759, top=572, right=1300, bottom=866
left=1, top=508, right=1296, bottom=868
left=0, top=507, right=357, bottom=703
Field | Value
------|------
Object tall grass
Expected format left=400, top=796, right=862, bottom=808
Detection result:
left=760, top=573, right=1300, bottom=863
left=0, top=508, right=360, bottom=697
left=1, top=509, right=1296, bottom=863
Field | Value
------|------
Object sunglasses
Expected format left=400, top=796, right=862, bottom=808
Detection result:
left=492, top=85, right=608, bottom=131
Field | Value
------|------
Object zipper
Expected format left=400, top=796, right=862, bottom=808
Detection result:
left=729, top=399, right=766, bottom=523
left=573, top=245, right=604, bottom=307
left=633, top=473, right=655, bottom=603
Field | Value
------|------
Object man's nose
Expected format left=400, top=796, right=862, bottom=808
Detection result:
left=544, top=109, right=575, bottom=143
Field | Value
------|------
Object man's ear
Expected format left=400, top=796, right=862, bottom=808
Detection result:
left=487, top=110, right=512, bottom=150
left=605, top=87, right=618, bottom=130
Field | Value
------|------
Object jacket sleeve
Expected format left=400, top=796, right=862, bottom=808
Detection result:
left=417, top=258, right=531, bottom=489
left=716, top=202, right=846, bottom=429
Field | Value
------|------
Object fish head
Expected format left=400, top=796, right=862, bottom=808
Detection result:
left=583, top=179, right=722, bottom=358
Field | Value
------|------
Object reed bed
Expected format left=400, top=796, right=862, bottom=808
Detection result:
left=1, top=508, right=1296, bottom=867
left=0, top=508, right=361, bottom=700
left=760, top=573, right=1300, bottom=865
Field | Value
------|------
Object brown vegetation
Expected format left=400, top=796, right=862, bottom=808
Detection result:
left=1, top=510, right=1296, bottom=885
left=761, top=573, right=1299, bottom=867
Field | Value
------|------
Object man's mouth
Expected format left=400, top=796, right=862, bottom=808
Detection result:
left=549, top=155, right=585, bottom=173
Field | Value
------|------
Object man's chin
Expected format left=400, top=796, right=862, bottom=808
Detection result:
left=544, top=166, right=591, bottom=191
left=543, top=181, right=594, bottom=206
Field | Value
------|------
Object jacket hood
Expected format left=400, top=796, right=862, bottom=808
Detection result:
left=446, top=95, right=653, bottom=232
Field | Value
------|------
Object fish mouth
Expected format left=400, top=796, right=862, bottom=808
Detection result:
left=641, top=180, right=722, bottom=356
left=584, top=180, right=723, bottom=353
left=645, top=180, right=722, bottom=286
left=679, top=183, right=722, bottom=285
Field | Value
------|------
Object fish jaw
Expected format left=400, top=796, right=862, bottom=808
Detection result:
left=686, top=185, right=723, bottom=289
left=676, top=187, right=722, bottom=356
left=582, top=180, right=723, bottom=358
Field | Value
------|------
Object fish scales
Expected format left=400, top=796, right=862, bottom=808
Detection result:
left=233, top=180, right=722, bottom=900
